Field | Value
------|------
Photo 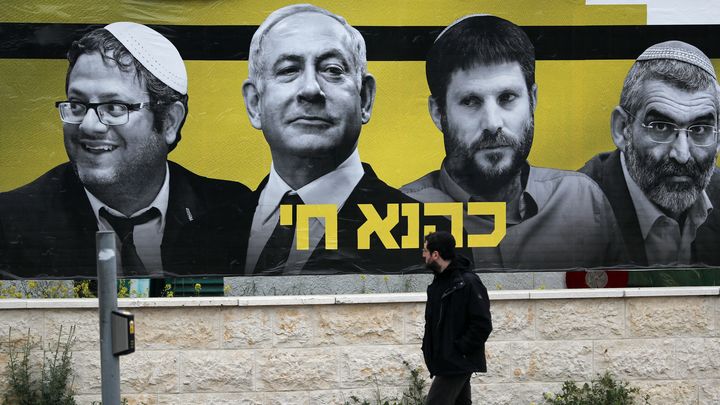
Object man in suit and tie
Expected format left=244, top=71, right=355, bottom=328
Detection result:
left=242, top=4, right=434, bottom=275
left=0, top=22, right=252, bottom=281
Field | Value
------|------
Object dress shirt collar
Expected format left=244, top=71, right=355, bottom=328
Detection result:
left=259, top=149, right=365, bottom=223
left=439, top=161, right=541, bottom=220
left=620, top=151, right=712, bottom=239
left=85, top=163, right=170, bottom=229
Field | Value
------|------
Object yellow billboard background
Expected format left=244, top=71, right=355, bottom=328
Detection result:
left=0, top=0, right=653, bottom=192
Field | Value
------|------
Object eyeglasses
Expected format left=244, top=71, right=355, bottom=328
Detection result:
left=55, top=101, right=160, bottom=126
left=624, top=109, right=718, bottom=147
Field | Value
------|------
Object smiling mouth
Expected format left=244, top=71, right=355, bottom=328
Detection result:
left=81, top=143, right=117, bottom=153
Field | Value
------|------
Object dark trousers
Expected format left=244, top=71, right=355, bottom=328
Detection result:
left=426, top=373, right=472, bottom=405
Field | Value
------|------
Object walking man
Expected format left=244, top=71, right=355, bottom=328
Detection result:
left=422, top=231, right=492, bottom=404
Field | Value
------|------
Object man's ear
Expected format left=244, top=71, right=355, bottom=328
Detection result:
left=428, top=96, right=444, bottom=132
left=360, top=74, right=376, bottom=124
left=162, top=101, right=185, bottom=146
left=242, top=80, right=262, bottom=129
left=530, top=83, right=538, bottom=114
left=611, top=106, right=631, bottom=151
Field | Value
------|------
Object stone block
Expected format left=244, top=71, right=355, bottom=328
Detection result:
left=594, top=339, right=674, bottom=379
left=477, top=341, right=592, bottom=383
left=273, top=307, right=314, bottom=347
left=44, top=309, right=98, bottom=350
left=72, top=350, right=101, bottom=394
left=536, top=298, right=623, bottom=340
left=262, top=387, right=406, bottom=405
left=256, top=348, right=338, bottom=391
left=490, top=300, right=534, bottom=341
left=316, top=304, right=403, bottom=345
left=473, top=382, right=563, bottom=405
left=339, top=346, right=424, bottom=387
left=634, top=380, right=698, bottom=405
left=0, top=309, right=44, bottom=347
left=404, top=302, right=425, bottom=344
left=0, top=352, right=8, bottom=391
left=158, top=393, right=263, bottom=404
left=627, top=296, right=714, bottom=337
left=179, top=350, right=253, bottom=392
left=222, top=307, right=272, bottom=348
left=700, top=379, right=720, bottom=404
left=120, top=350, right=179, bottom=393
left=674, top=338, right=720, bottom=379
left=133, top=307, right=220, bottom=349
left=74, top=395, right=102, bottom=405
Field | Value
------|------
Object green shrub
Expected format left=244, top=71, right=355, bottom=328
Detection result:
left=344, top=361, right=427, bottom=405
left=543, top=371, right=650, bottom=405
left=2, top=325, right=77, bottom=405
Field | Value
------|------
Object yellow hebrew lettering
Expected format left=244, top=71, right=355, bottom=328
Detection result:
left=401, top=203, right=420, bottom=249
left=357, top=204, right=400, bottom=249
left=423, top=202, right=464, bottom=247
left=279, top=204, right=293, bottom=226
left=466, top=202, right=506, bottom=247
left=293, top=204, right=338, bottom=250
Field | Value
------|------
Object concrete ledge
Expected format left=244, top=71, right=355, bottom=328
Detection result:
left=0, top=287, right=718, bottom=309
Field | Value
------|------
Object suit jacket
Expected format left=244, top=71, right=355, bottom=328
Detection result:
left=579, top=150, right=720, bottom=285
left=249, top=163, right=452, bottom=275
left=0, top=161, right=253, bottom=279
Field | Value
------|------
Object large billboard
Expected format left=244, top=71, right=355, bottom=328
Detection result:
left=1, top=1, right=720, bottom=285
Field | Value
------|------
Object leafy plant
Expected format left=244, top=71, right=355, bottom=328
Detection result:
left=2, top=325, right=77, bottom=405
left=344, top=360, right=427, bottom=405
left=543, top=371, right=650, bottom=405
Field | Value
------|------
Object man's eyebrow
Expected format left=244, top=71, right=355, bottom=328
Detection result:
left=66, top=89, right=123, bottom=100
left=271, top=54, right=303, bottom=69
left=645, top=109, right=716, bottom=123
left=316, top=50, right=351, bottom=68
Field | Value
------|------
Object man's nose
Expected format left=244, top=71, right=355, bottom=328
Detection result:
left=480, top=102, right=503, bottom=134
left=297, top=69, right=325, bottom=103
left=78, top=107, right=109, bottom=135
left=669, top=131, right=691, bottom=164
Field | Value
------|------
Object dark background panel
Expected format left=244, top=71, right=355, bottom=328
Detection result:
left=2, top=23, right=720, bottom=60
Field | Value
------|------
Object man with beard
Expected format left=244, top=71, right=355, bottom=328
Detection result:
left=0, top=22, right=252, bottom=280
left=422, top=231, right=492, bottom=404
left=580, top=41, right=720, bottom=286
left=402, top=14, right=625, bottom=276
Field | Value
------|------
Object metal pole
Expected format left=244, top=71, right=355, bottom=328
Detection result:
left=97, top=231, right=120, bottom=404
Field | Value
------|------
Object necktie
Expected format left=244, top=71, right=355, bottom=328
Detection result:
left=254, top=192, right=304, bottom=273
left=99, top=207, right=161, bottom=276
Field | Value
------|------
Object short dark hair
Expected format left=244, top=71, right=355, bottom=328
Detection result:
left=66, top=28, right=188, bottom=151
left=424, top=231, right=456, bottom=261
left=426, top=15, right=535, bottom=112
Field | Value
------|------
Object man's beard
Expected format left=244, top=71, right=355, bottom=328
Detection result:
left=625, top=135, right=715, bottom=216
left=71, top=134, right=166, bottom=195
left=425, top=260, right=442, bottom=274
left=443, top=114, right=534, bottom=193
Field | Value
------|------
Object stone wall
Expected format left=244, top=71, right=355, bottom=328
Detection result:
left=1, top=287, right=719, bottom=404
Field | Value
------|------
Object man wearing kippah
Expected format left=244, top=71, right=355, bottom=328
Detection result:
left=401, top=15, right=626, bottom=285
left=0, top=22, right=253, bottom=281
left=580, top=41, right=720, bottom=286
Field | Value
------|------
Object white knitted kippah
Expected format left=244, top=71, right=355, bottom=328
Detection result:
left=105, top=22, right=188, bottom=95
left=637, top=40, right=716, bottom=80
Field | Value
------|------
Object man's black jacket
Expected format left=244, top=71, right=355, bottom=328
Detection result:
left=422, top=255, right=492, bottom=377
